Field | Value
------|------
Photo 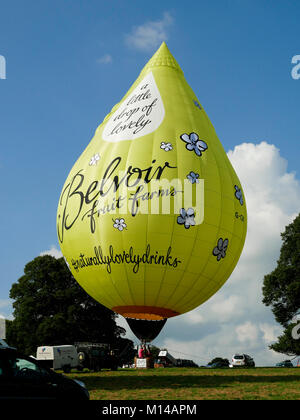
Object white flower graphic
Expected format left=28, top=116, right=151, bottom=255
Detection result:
left=113, top=218, right=127, bottom=231
left=160, top=142, right=173, bottom=152
left=89, top=153, right=100, bottom=166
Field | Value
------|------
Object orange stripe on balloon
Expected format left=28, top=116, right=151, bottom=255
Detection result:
left=112, top=305, right=180, bottom=320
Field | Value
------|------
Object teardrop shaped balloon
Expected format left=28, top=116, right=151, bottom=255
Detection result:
left=57, top=43, right=247, bottom=341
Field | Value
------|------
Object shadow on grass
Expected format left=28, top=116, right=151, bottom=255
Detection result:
left=71, top=373, right=300, bottom=391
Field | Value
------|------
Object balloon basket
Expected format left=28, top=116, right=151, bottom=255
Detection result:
left=134, top=357, right=154, bottom=369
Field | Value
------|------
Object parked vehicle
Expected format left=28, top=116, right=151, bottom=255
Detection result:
left=0, top=345, right=89, bottom=400
left=176, top=359, right=198, bottom=368
left=206, top=359, right=229, bottom=368
left=229, top=354, right=255, bottom=368
left=154, top=350, right=198, bottom=368
left=75, top=342, right=118, bottom=371
left=0, top=339, right=12, bottom=349
left=154, top=350, right=177, bottom=368
left=36, top=345, right=79, bottom=373
left=276, top=360, right=294, bottom=368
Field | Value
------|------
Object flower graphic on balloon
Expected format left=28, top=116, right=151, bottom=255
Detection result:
left=180, top=132, right=208, bottom=157
left=193, top=100, right=202, bottom=110
left=89, top=153, right=100, bottom=166
left=177, top=208, right=196, bottom=229
left=113, top=218, right=127, bottom=231
left=213, top=238, right=229, bottom=261
left=187, top=171, right=200, bottom=184
left=160, top=142, right=173, bottom=152
left=234, top=185, right=244, bottom=205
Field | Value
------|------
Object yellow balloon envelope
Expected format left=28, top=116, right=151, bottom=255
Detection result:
left=57, top=43, right=247, bottom=339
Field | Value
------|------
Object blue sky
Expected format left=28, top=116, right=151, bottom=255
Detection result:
left=0, top=1, right=299, bottom=365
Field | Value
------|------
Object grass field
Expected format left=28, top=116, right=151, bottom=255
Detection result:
left=67, top=367, right=300, bottom=400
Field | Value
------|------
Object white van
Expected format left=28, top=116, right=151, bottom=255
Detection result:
left=36, top=345, right=79, bottom=372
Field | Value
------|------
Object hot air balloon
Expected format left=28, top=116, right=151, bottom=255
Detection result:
left=57, top=43, right=247, bottom=343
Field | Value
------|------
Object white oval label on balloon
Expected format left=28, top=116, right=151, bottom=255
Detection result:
left=102, top=72, right=165, bottom=142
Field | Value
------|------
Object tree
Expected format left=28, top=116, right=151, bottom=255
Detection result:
left=262, top=214, right=300, bottom=356
left=269, top=323, right=300, bottom=357
left=149, top=345, right=161, bottom=360
left=7, top=255, right=134, bottom=358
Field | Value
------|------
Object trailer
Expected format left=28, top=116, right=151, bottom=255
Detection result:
left=154, top=350, right=177, bottom=368
left=36, top=345, right=79, bottom=372
left=154, top=350, right=198, bottom=368
left=74, top=342, right=118, bottom=371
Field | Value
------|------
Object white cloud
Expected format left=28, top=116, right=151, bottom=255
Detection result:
left=0, top=299, right=13, bottom=321
left=259, top=323, right=282, bottom=343
left=210, top=295, right=243, bottom=322
left=185, top=311, right=204, bottom=325
left=97, top=54, right=113, bottom=65
left=117, top=141, right=300, bottom=366
left=228, top=141, right=299, bottom=231
left=236, top=322, right=258, bottom=343
left=124, top=12, right=173, bottom=52
left=0, top=299, right=11, bottom=310
left=40, top=245, right=62, bottom=259
left=157, top=322, right=285, bottom=366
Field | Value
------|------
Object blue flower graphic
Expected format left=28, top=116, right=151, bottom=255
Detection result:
left=177, top=208, right=196, bottom=229
left=213, top=238, right=229, bottom=261
left=187, top=171, right=200, bottom=184
left=234, top=185, right=244, bottom=205
left=193, top=100, right=202, bottom=110
left=180, top=132, right=208, bottom=157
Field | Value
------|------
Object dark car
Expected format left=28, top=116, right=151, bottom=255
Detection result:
left=0, top=344, right=89, bottom=400
left=176, top=359, right=198, bottom=368
left=276, top=360, right=294, bottom=368
left=206, top=359, right=229, bottom=368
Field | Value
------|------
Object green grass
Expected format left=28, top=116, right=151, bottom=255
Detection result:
left=67, top=367, right=300, bottom=400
